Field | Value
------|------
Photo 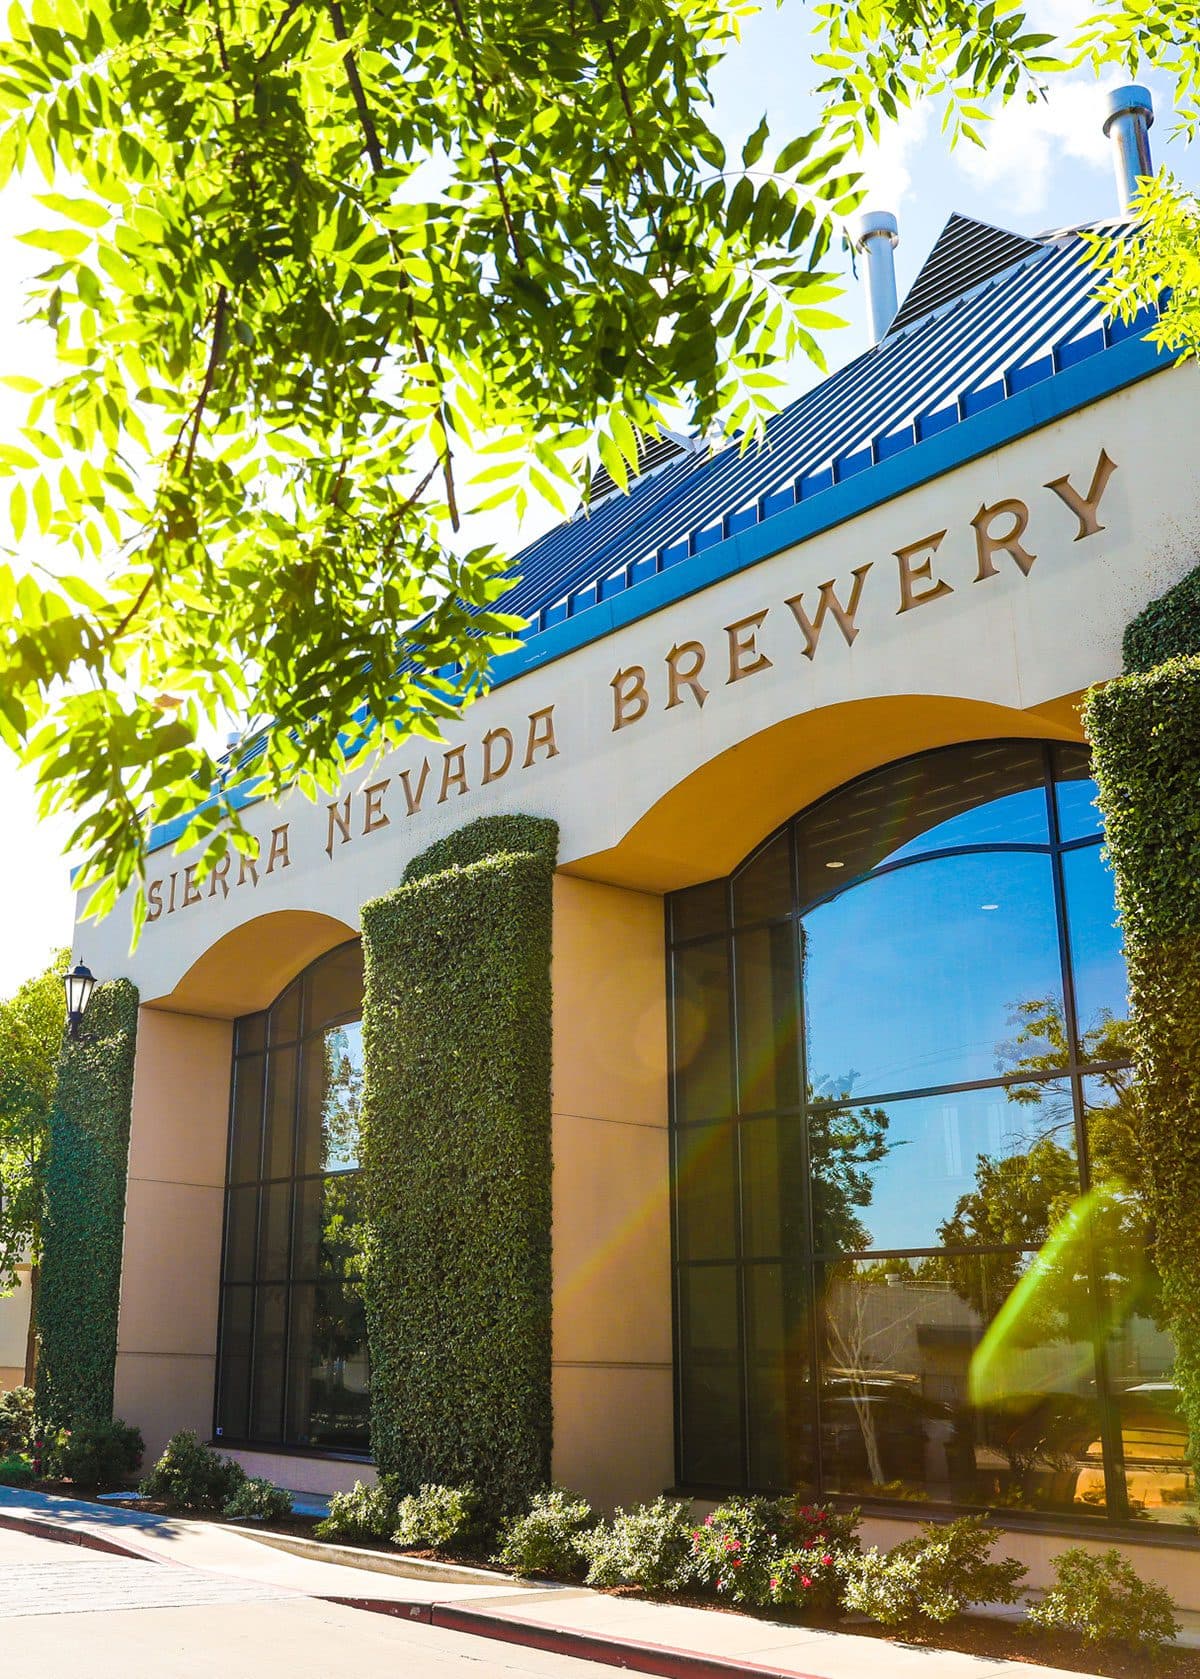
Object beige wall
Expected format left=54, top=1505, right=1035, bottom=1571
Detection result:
left=550, top=874, right=674, bottom=1509
left=113, top=1007, right=233, bottom=1459
left=0, top=1266, right=31, bottom=1391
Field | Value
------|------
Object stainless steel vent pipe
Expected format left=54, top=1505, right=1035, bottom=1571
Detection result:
left=853, top=211, right=900, bottom=344
left=1103, top=85, right=1154, bottom=214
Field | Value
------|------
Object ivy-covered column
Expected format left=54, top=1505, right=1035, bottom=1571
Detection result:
left=35, top=979, right=139, bottom=1428
left=1084, top=583, right=1200, bottom=1471
left=359, top=815, right=558, bottom=1509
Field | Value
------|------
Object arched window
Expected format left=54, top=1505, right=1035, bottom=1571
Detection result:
left=668, top=741, right=1190, bottom=1524
left=215, top=940, right=368, bottom=1452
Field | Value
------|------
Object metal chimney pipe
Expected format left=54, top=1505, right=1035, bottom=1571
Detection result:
left=853, top=211, right=900, bottom=344
left=1103, top=85, right=1154, bottom=214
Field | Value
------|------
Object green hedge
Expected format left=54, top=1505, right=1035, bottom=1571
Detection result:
left=1122, top=568, right=1200, bottom=673
left=35, top=979, right=139, bottom=1429
left=360, top=815, right=558, bottom=1508
left=1084, top=657, right=1200, bottom=1466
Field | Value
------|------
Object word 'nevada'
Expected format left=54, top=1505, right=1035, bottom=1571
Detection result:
left=323, top=705, right=558, bottom=861
left=610, top=450, right=1116, bottom=728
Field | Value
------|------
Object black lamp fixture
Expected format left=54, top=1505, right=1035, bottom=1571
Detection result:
left=64, top=962, right=97, bottom=1039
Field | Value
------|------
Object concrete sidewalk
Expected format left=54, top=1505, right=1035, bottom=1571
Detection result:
left=0, top=1485, right=1138, bottom=1679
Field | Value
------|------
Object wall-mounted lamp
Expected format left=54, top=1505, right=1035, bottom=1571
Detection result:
left=64, top=962, right=97, bottom=1039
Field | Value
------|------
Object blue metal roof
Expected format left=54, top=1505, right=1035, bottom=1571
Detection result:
left=502, top=218, right=1154, bottom=639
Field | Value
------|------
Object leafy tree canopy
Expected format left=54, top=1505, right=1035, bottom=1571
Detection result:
left=0, top=949, right=67, bottom=1292
left=0, top=0, right=1194, bottom=930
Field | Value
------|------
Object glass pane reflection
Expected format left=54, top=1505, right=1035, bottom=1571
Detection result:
left=1062, top=844, right=1129, bottom=1057
left=673, top=940, right=733, bottom=1123
left=811, top=1081, right=1078, bottom=1256
left=819, top=1255, right=1105, bottom=1514
left=803, top=852, right=1064, bottom=1096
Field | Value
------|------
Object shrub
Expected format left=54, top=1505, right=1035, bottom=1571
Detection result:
left=315, top=1478, right=400, bottom=1543
left=139, top=1430, right=246, bottom=1511
left=1028, top=1548, right=1179, bottom=1653
left=839, top=1516, right=1027, bottom=1626
left=223, top=1477, right=293, bottom=1523
left=689, top=1497, right=860, bottom=1610
left=495, top=1488, right=596, bottom=1579
left=689, top=1497, right=793, bottom=1606
left=585, top=1496, right=700, bottom=1592
left=45, top=1418, right=144, bottom=1485
left=0, top=1387, right=34, bottom=1455
left=0, top=1453, right=33, bottom=1486
left=393, top=1483, right=488, bottom=1554
left=767, top=1505, right=862, bottom=1618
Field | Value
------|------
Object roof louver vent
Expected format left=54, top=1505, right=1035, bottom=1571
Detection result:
left=585, top=427, right=697, bottom=506
left=886, top=212, right=1044, bottom=336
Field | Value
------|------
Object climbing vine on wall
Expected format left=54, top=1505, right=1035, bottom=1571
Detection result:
left=1085, top=654, right=1200, bottom=1469
left=35, top=979, right=139, bottom=1429
left=360, top=815, right=558, bottom=1509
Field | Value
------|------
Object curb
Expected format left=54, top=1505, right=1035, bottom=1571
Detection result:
left=329, top=1596, right=825, bottom=1679
left=0, top=1509, right=157, bottom=1564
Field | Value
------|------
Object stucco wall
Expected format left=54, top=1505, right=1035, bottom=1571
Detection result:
left=0, top=1267, right=31, bottom=1391
left=112, top=1008, right=233, bottom=1458
left=550, top=874, right=673, bottom=1509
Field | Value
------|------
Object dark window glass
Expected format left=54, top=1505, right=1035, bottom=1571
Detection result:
left=1062, top=844, right=1128, bottom=1058
left=740, top=1117, right=806, bottom=1260
left=672, top=940, right=733, bottom=1123
left=217, top=940, right=367, bottom=1450
left=215, top=1286, right=252, bottom=1441
left=818, top=1254, right=1105, bottom=1513
left=236, top=1013, right=266, bottom=1055
left=671, top=879, right=727, bottom=943
left=803, top=852, right=1063, bottom=1097
left=223, top=1185, right=258, bottom=1284
left=745, top=1262, right=814, bottom=1493
left=732, top=831, right=793, bottom=927
left=678, top=1265, right=742, bottom=1486
left=811, top=1080, right=1078, bottom=1256
left=675, top=1122, right=736, bottom=1263
left=262, top=1046, right=298, bottom=1181
left=250, top=1284, right=286, bottom=1441
left=734, top=925, right=800, bottom=1114
left=271, top=982, right=301, bottom=1044
left=305, top=943, right=363, bottom=1033
left=229, top=1055, right=264, bottom=1184
left=257, top=1181, right=291, bottom=1281
left=795, top=742, right=1048, bottom=904
left=1054, top=745, right=1104, bottom=841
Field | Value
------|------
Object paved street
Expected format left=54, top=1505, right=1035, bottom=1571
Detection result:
left=0, top=1529, right=627, bottom=1679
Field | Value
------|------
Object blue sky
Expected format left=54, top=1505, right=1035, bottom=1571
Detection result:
left=0, top=2, right=1196, bottom=994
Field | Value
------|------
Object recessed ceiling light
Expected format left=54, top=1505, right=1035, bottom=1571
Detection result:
left=826, top=860, right=845, bottom=869
left=981, top=903, right=999, bottom=911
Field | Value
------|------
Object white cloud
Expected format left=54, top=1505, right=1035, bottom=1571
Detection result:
left=954, top=75, right=1115, bottom=217
left=853, top=100, right=935, bottom=214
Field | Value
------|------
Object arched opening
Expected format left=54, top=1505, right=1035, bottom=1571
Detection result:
left=148, top=910, right=357, bottom=1018
left=214, top=939, right=368, bottom=1454
left=667, top=737, right=1192, bottom=1527
left=568, top=692, right=1086, bottom=894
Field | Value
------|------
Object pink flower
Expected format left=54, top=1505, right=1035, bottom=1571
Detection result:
left=801, top=1576, right=812, bottom=1589
left=704, top=1513, right=714, bottom=1526
left=821, top=1554, right=832, bottom=1566
left=771, top=1578, right=779, bottom=1590
left=731, top=1560, right=741, bottom=1568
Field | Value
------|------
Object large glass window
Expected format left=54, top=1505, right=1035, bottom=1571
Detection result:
left=668, top=741, right=1195, bottom=1528
left=215, top=940, right=369, bottom=1453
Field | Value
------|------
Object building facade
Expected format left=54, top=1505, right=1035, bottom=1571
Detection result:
left=67, top=132, right=1200, bottom=1594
